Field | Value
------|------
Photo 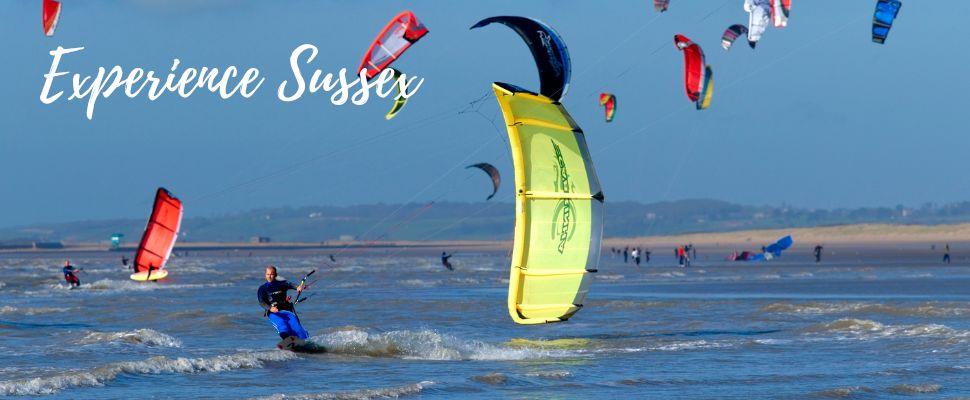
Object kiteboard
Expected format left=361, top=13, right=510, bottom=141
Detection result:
left=276, top=336, right=327, bottom=353
left=130, top=269, right=168, bottom=281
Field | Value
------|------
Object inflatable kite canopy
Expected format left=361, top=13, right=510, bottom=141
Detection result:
left=42, top=0, right=61, bottom=37
left=471, top=16, right=572, bottom=101
left=872, top=0, right=902, bottom=44
left=770, top=0, right=791, bottom=27
left=358, top=10, right=428, bottom=80
left=492, top=82, right=604, bottom=325
left=745, top=0, right=771, bottom=47
left=722, top=24, right=749, bottom=50
left=466, top=163, right=501, bottom=200
left=599, top=93, right=616, bottom=122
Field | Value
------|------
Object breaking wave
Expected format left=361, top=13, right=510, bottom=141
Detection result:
left=0, top=306, right=71, bottom=315
left=0, top=350, right=297, bottom=396
left=76, top=329, right=182, bottom=348
left=803, top=319, right=968, bottom=340
left=253, top=381, right=432, bottom=400
left=887, top=383, right=941, bottom=394
left=471, top=373, right=507, bottom=385
left=761, top=302, right=968, bottom=317
left=525, top=370, right=572, bottom=379
left=809, top=386, right=874, bottom=398
left=312, top=327, right=576, bottom=361
left=398, top=279, right=437, bottom=287
left=26, top=279, right=233, bottom=295
left=650, top=340, right=731, bottom=352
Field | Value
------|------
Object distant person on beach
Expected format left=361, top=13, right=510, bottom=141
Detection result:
left=677, top=246, right=685, bottom=267
left=441, top=252, right=454, bottom=271
left=943, top=244, right=951, bottom=264
left=814, top=245, right=823, bottom=263
left=258, top=265, right=308, bottom=340
left=632, top=248, right=640, bottom=266
left=690, top=244, right=696, bottom=261
left=62, top=260, right=81, bottom=288
left=623, top=247, right=629, bottom=263
left=644, top=249, right=651, bottom=263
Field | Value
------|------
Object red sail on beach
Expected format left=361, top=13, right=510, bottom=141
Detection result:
left=131, top=188, right=183, bottom=281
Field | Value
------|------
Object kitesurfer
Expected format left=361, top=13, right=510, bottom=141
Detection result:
left=814, top=245, right=823, bottom=263
left=258, top=266, right=309, bottom=340
left=62, top=260, right=81, bottom=288
left=441, top=252, right=454, bottom=271
left=943, top=244, right=951, bottom=264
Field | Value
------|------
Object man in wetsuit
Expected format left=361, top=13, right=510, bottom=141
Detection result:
left=257, top=266, right=308, bottom=340
left=814, top=245, right=823, bottom=263
left=62, top=260, right=81, bottom=288
left=440, top=252, right=454, bottom=271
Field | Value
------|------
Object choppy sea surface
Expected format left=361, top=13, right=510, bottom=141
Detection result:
left=0, top=248, right=967, bottom=399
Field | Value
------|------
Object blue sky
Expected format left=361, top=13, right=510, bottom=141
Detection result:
left=1, top=0, right=967, bottom=227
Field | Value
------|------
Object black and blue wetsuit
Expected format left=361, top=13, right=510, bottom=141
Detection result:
left=258, top=280, right=308, bottom=339
left=63, top=265, right=80, bottom=287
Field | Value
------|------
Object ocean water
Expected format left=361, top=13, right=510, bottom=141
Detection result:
left=0, top=249, right=967, bottom=399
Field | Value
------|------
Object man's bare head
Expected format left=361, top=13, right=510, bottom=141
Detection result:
left=264, top=266, right=277, bottom=282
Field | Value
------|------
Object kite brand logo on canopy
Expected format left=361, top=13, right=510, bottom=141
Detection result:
left=538, top=31, right=563, bottom=76
left=551, top=140, right=578, bottom=254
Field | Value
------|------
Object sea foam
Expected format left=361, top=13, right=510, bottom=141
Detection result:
left=0, top=350, right=297, bottom=396
left=312, top=327, right=574, bottom=361
left=253, top=381, right=433, bottom=400
left=76, top=329, right=182, bottom=348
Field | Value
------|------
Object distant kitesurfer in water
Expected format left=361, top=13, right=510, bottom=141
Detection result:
left=62, top=260, right=81, bottom=288
left=814, top=245, right=823, bottom=263
left=329, top=254, right=336, bottom=262
left=943, top=244, right=951, bottom=264
left=121, top=256, right=130, bottom=269
left=441, top=252, right=454, bottom=271
left=258, top=266, right=309, bottom=340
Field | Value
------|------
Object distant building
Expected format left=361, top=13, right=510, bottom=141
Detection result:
left=110, top=233, right=124, bottom=249
left=339, top=234, right=356, bottom=241
left=250, top=236, right=271, bottom=244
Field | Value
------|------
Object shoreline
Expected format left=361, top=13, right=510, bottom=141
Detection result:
left=4, top=223, right=970, bottom=255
